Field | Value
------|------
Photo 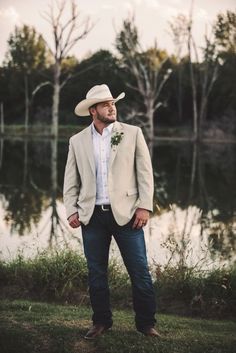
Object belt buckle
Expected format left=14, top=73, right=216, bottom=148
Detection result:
left=101, top=205, right=109, bottom=211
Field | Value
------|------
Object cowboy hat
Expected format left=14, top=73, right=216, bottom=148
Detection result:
left=74, top=84, right=125, bottom=116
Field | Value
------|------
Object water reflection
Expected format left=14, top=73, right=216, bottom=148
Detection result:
left=0, top=137, right=235, bottom=267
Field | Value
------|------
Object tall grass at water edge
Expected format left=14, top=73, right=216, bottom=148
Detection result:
left=0, top=249, right=235, bottom=318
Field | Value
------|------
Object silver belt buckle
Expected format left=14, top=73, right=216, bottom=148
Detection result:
left=101, top=205, right=109, bottom=211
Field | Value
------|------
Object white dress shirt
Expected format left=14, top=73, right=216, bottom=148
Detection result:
left=91, top=123, right=113, bottom=205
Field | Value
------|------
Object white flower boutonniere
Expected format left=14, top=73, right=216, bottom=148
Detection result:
left=111, top=131, right=124, bottom=149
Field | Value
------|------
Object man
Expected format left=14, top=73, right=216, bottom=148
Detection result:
left=63, top=84, right=159, bottom=339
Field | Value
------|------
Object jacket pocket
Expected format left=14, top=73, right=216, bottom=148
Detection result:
left=127, top=187, right=138, bottom=196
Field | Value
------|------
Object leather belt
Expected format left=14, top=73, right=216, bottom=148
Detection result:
left=95, top=204, right=111, bottom=212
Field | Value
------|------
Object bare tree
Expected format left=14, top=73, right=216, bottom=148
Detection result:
left=115, top=17, right=172, bottom=146
left=170, top=0, right=221, bottom=141
left=198, top=32, right=220, bottom=135
left=187, top=0, right=199, bottom=141
left=169, top=4, right=199, bottom=139
left=188, top=1, right=221, bottom=140
left=168, top=14, right=189, bottom=122
left=42, top=0, right=94, bottom=137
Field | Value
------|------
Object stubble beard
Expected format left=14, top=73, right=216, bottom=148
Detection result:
left=96, top=112, right=116, bottom=125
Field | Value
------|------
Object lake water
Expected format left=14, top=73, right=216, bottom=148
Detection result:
left=0, top=136, right=235, bottom=269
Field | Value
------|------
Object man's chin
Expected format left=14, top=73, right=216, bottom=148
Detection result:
left=105, top=117, right=116, bottom=124
left=97, top=115, right=117, bottom=124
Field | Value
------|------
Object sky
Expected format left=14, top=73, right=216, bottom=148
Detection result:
left=0, top=0, right=235, bottom=64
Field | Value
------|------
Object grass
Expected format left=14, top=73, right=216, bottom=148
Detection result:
left=0, top=250, right=88, bottom=300
left=1, top=124, right=192, bottom=138
left=0, top=124, right=86, bottom=137
left=0, top=299, right=235, bottom=353
left=1, top=250, right=236, bottom=318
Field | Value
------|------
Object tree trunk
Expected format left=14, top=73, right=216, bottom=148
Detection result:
left=0, top=102, right=4, bottom=134
left=51, top=61, right=61, bottom=138
left=188, top=0, right=199, bottom=141
left=0, top=138, right=4, bottom=170
left=177, top=66, right=183, bottom=121
left=188, top=50, right=198, bottom=141
left=199, top=95, right=208, bottom=138
left=199, top=62, right=219, bottom=139
left=145, top=98, right=154, bottom=156
left=147, top=110, right=154, bottom=143
left=24, top=74, right=29, bottom=134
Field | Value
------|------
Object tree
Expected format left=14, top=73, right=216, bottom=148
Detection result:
left=115, top=17, right=171, bottom=146
left=168, top=14, right=189, bottom=122
left=170, top=0, right=222, bottom=140
left=42, top=0, right=93, bottom=137
left=6, top=25, right=48, bottom=71
left=198, top=35, right=220, bottom=134
left=214, top=10, right=236, bottom=54
left=187, top=2, right=224, bottom=139
left=6, top=25, right=49, bottom=132
left=209, top=11, right=236, bottom=121
left=186, top=1, right=199, bottom=140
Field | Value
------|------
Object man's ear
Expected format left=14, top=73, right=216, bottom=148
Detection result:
left=89, top=107, right=96, bottom=117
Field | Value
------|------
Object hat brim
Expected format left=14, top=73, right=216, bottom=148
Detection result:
left=74, top=92, right=125, bottom=117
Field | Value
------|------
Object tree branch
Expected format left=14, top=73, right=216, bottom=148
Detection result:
left=31, top=81, right=53, bottom=99
left=60, top=62, right=100, bottom=89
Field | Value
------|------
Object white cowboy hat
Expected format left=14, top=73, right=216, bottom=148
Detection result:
left=74, top=84, right=125, bottom=116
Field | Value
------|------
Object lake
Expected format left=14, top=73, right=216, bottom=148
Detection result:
left=0, top=135, right=235, bottom=269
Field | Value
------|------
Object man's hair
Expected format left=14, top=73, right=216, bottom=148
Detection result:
left=89, top=103, right=98, bottom=118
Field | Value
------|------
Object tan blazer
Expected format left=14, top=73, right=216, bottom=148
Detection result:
left=63, top=121, right=154, bottom=226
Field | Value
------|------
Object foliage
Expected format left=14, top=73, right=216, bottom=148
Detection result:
left=0, top=10, right=235, bottom=132
left=0, top=250, right=235, bottom=318
left=5, top=25, right=49, bottom=72
left=214, top=10, right=236, bottom=54
left=154, top=264, right=236, bottom=318
left=115, top=17, right=139, bottom=59
left=0, top=250, right=88, bottom=302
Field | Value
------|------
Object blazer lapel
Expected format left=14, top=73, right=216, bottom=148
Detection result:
left=83, top=125, right=96, bottom=176
left=109, top=121, right=124, bottom=170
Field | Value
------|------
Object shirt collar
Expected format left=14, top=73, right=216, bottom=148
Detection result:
left=92, top=122, right=114, bottom=136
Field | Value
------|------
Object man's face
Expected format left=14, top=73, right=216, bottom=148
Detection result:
left=91, top=100, right=117, bottom=124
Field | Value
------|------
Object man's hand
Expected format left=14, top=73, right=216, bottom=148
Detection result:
left=132, top=208, right=150, bottom=229
left=68, top=212, right=81, bottom=228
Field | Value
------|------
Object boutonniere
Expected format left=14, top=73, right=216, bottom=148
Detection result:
left=111, top=131, right=124, bottom=149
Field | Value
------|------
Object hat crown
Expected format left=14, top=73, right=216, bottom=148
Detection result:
left=86, top=84, right=113, bottom=100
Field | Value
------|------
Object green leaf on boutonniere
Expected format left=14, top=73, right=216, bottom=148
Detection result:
left=111, top=131, right=124, bottom=148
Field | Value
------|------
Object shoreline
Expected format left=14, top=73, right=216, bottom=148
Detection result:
left=0, top=125, right=236, bottom=143
left=1, top=131, right=236, bottom=144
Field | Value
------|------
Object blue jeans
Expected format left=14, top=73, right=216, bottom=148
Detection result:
left=81, top=206, right=156, bottom=331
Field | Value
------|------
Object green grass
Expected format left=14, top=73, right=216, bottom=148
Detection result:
left=0, top=299, right=235, bottom=353
left=0, top=250, right=89, bottom=302
left=1, top=250, right=236, bottom=318
left=1, top=124, right=86, bottom=137
left=1, top=124, right=192, bottom=138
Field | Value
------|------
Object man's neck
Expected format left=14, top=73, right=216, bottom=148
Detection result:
left=93, top=121, right=112, bottom=135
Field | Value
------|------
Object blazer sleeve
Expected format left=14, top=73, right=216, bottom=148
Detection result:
left=135, top=128, right=154, bottom=212
left=63, top=137, right=81, bottom=219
